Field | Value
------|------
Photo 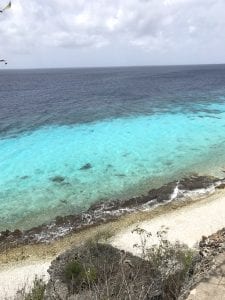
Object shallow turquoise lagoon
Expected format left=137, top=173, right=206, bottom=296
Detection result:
left=1, top=105, right=225, bottom=230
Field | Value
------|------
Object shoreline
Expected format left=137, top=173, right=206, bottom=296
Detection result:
left=1, top=178, right=225, bottom=265
left=1, top=175, right=224, bottom=252
left=111, top=187, right=225, bottom=253
left=1, top=179, right=225, bottom=298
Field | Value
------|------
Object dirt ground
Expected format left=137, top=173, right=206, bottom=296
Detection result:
left=187, top=252, right=225, bottom=300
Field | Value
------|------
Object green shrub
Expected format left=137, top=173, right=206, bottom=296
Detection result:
left=64, top=258, right=97, bottom=292
left=22, top=277, right=46, bottom=300
left=65, top=260, right=84, bottom=281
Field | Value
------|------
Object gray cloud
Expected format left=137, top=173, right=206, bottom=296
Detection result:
left=0, top=0, right=225, bottom=67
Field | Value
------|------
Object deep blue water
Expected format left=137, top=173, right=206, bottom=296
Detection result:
left=1, top=65, right=225, bottom=230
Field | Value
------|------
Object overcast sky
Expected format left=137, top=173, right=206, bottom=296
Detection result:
left=0, top=0, right=224, bottom=69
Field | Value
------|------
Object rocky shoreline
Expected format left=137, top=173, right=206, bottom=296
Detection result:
left=1, top=175, right=225, bottom=252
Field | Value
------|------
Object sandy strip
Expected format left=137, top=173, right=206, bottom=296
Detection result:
left=0, top=260, right=50, bottom=300
left=111, top=190, right=225, bottom=255
left=1, top=189, right=225, bottom=298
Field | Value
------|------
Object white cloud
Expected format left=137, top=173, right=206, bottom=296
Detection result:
left=0, top=0, right=225, bottom=67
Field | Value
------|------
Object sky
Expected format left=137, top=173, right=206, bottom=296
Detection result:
left=0, top=0, right=225, bottom=69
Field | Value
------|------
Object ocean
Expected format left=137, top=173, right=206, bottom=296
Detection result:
left=1, top=65, right=225, bottom=231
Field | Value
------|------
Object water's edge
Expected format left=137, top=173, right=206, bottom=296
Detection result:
left=1, top=174, right=225, bottom=251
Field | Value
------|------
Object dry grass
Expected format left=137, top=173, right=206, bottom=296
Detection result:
left=10, top=276, right=46, bottom=300
left=43, top=227, right=195, bottom=300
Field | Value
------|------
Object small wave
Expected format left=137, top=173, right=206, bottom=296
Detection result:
left=170, top=181, right=180, bottom=201
left=1, top=174, right=225, bottom=250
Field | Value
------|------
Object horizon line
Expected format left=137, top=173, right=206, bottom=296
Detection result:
left=1, top=62, right=225, bottom=71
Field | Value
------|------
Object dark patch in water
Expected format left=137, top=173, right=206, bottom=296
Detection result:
left=122, top=153, right=130, bottom=157
left=79, top=163, right=92, bottom=170
left=50, top=176, right=65, bottom=183
left=61, top=182, right=71, bottom=186
left=205, top=115, right=222, bottom=119
left=105, top=164, right=113, bottom=171
left=60, top=199, right=68, bottom=205
left=114, top=174, right=126, bottom=177
left=164, top=160, right=173, bottom=166
left=20, top=175, right=29, bottom=180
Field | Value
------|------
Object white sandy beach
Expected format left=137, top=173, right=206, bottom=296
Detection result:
left=0, top=261, right=50, bottom=300
left=112, top=190, right=225, bottom=255
left=1, top=189, right=225, bottom=299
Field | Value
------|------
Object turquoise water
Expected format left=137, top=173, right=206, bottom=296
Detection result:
left=1, top=102, right=225, bottom=230
left=1, top=66, right=225, bottom=230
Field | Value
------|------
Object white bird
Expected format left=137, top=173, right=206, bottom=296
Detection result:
left=0, top=2, right=11, bottom=65
left=0, top=1, right=11, bottom=13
